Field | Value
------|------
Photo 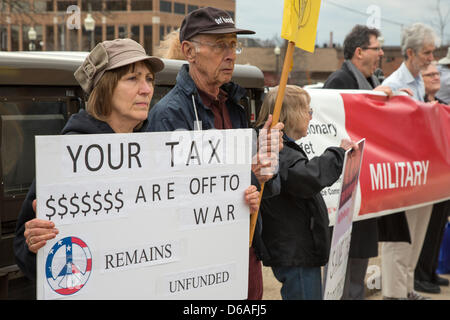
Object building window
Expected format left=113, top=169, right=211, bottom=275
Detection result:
left=82, top=27, right=100, bottom=51
left=45, top=25, right=55, bottom=51
left=57, top=0, right=77, bottom=12
left=0, top=26, right=7, bottom=51
left=105, top=0, right=127, bottom=11
left=81, top=0, right=103, bottom=11
left=82, top=28, right=89, bottom=51
left=174, top=2, right=185, bottom=15
left=106, top=25, right=115, bottom=40
left=0, top=0, right=7, bottom=12
left=160, top=0, right=171, bottom=13
left=10, top=0, right=31, bottom=13
left=131, top=0, right=153, bottom=11
left=34, top=0, right=53, bottom=13
left=130, top=25, right=140, bottom=43
left=118, top=25, right=128, bottom=38
left=46, top=0, right=54, bottom=11
left=58, top=24, right=65, bottom=50
left=67, top=28, right=78, bottom=51
left=160, top=25, right=164, bottom=41
left=187, top=5, right=198, bottom=13
left=22, top=26, right=29, bottom=51
left=144, top=25, right=153, bottom=55
left=35, top=26, right=44, bottom=51
left=95, top=27, right=102, bottom=46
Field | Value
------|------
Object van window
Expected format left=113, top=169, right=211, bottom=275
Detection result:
left=0, top=100, right=67, bottom=196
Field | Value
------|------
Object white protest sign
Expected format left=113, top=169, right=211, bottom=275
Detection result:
left=324, top=139, right=365, bottom=300
left=35, top=129, right=253, bottom=299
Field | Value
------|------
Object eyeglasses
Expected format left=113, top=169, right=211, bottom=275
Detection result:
left=190, top=40, right=243, bottom=55
left=362, top=46, right=383, bottom=52
left=422, top=72, right=440, bottom=78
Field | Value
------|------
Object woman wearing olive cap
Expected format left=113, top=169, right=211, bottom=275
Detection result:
left=13, top=38, right=164, bottom=280
left=14, top=39, right=262, bottom=282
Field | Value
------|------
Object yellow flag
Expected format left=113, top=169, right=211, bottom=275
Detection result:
left=281, top=0, right=322, bottom=52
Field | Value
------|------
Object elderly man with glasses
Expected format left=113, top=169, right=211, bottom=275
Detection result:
left=379, top=22, right=439, bottom=300
left=147, top=7, right=283, bottom=300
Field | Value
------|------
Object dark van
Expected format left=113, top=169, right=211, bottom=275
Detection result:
left=0, top=51, right=265, bottom=299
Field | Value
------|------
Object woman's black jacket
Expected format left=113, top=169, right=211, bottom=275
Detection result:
left=260, top=136, right=345, bottom=267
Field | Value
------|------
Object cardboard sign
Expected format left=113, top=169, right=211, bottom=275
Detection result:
left=323, top=139, right=365, bottom=300
left=35, top=129, right=253, bottom=300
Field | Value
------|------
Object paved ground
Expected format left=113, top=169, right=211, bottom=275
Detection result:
left=262, top=256, right=450, bottom=300
left=263, top=217, right=450, bottom=300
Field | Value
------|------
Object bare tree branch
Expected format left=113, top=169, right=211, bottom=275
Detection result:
left=429, top=0, right=450, bottom=46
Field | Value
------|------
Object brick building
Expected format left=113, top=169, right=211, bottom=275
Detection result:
left=236, top=46, right=340, bottom=87
left=0, top=0, right=235, bottom=54
left=237, top=45, right=450, bottom=87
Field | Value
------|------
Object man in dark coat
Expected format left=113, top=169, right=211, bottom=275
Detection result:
left=147, top=7, right=283, bottom=300
left=323, top=25, right=392, bottom=300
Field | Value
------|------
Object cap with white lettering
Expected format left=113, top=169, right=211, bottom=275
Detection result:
left=179, top=6, right=255, bottom=42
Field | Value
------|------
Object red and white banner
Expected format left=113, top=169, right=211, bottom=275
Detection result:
left=302, top=89, right=450, bottom=225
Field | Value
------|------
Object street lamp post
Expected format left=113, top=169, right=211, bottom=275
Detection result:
left=84, top=13, right=95, bottom=50
left=28, top=26, right=36, bottom=51
left=274, top=46, right=281, bottom=84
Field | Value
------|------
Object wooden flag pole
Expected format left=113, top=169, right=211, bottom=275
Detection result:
left=249, top=41, right=296, bottom=247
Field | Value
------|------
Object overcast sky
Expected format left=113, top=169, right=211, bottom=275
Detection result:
left=236, top=0, right=450, bottom=47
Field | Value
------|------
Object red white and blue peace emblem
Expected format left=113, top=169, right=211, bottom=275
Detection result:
left=45, top=236, right=92, bottom=295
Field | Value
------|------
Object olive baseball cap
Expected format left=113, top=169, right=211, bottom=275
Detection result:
left=179, top=7, right=255, bottom=42
left=74, top=38, right=164, bottom=94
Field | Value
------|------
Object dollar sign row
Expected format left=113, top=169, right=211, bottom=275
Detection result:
left=45, top=189, right=124, bottom=221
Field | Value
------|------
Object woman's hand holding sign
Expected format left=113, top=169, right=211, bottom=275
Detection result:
left=252, top=114, right=284, bottom=185
left=244, top=185, right=260, bottom=213
left=24, top=199, right=59, bottom=253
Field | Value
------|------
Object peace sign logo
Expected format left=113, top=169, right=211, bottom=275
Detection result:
left=45, top=236, right=92, bottom=296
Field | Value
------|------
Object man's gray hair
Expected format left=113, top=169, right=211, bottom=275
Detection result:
left=401, top=23, right=440, bottom=60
